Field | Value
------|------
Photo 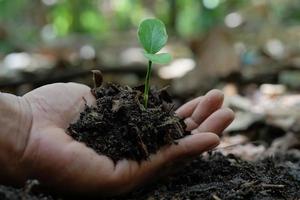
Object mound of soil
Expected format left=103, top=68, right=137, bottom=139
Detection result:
left=1, top=152, right=299, bottom=200
left=68, top=82, right=189, bottom=162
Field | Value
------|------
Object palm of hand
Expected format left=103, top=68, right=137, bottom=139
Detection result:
left=21, top=83, right=234, bottom=195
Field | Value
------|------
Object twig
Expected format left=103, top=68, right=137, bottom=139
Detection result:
left=137, top=133, right=149, bottom=158
left=241, top=181, right=258, bottom=188
left=213, top=140, right=266, bottom=151
left=212, top=194, right=222, bottom=200
left=22, top=180, right=39, bottom=200
left=91, top=70, right=103, bottom=88
left=261, top=183, right=285, bottom=188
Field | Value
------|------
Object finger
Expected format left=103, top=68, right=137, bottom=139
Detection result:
left=191, top=108, right=235, bottom=136
left=175, top=96, right=202, bottom=118
left=184, top=90, right=224, bottom=131
left=157, top=132, right=220, bottom=161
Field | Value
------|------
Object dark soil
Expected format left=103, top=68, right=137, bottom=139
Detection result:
left=68, top=82, right=189, bottom=162
left=1, top=76, right=299, bottom=199
left=1, top=152, right=299, bottom=200
left=0, top=180, right=56, bottom=200
left=123, top=152, right=300, bottom=200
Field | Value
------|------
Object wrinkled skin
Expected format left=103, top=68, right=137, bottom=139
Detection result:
left=3, top=83, right=234, bottom=196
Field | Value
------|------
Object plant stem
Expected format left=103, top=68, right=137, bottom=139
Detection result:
left=143, top=60, right=152, bottom=108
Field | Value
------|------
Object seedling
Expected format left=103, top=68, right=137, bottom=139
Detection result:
left=138, top=18, right=172, bottom=108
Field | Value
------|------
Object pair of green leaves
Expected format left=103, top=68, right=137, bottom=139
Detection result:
left=138, top=19, right=172, bottom=64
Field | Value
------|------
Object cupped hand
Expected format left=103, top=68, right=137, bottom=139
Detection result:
left=19, top=83, right=234, bottom=195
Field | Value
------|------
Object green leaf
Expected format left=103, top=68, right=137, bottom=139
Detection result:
left=143, top=52, right=172, bottom=64
left=138, top=18, right=168, bottom=54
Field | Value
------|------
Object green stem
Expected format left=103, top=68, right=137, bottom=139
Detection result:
left=143, top=60, right=152, bottom=108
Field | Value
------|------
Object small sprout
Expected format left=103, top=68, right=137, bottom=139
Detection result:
left=91, top=70, right=103, bottom=88
left=138, top=18, right=172, bottom=108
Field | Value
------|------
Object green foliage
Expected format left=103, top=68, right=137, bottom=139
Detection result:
left=138, top=18, right=168, bottom=54
left=51, top=5, right=72, bottom=36
left=138, top=18, right=171, bottom=64
left=176, top=0, right=202, bottom=38
left=1, top=0, right=300, bottom=45
left=137, top=18, right=171, bottom=108
left=80, top=10, right=108, bottom=33
left=143, top=52, right=171, bottom=64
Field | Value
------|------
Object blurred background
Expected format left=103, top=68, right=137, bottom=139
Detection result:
left=1, top=0, right=300, bottom=158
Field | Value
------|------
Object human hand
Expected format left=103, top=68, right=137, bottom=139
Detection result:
left=2, top=83, right=234, bottom=196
